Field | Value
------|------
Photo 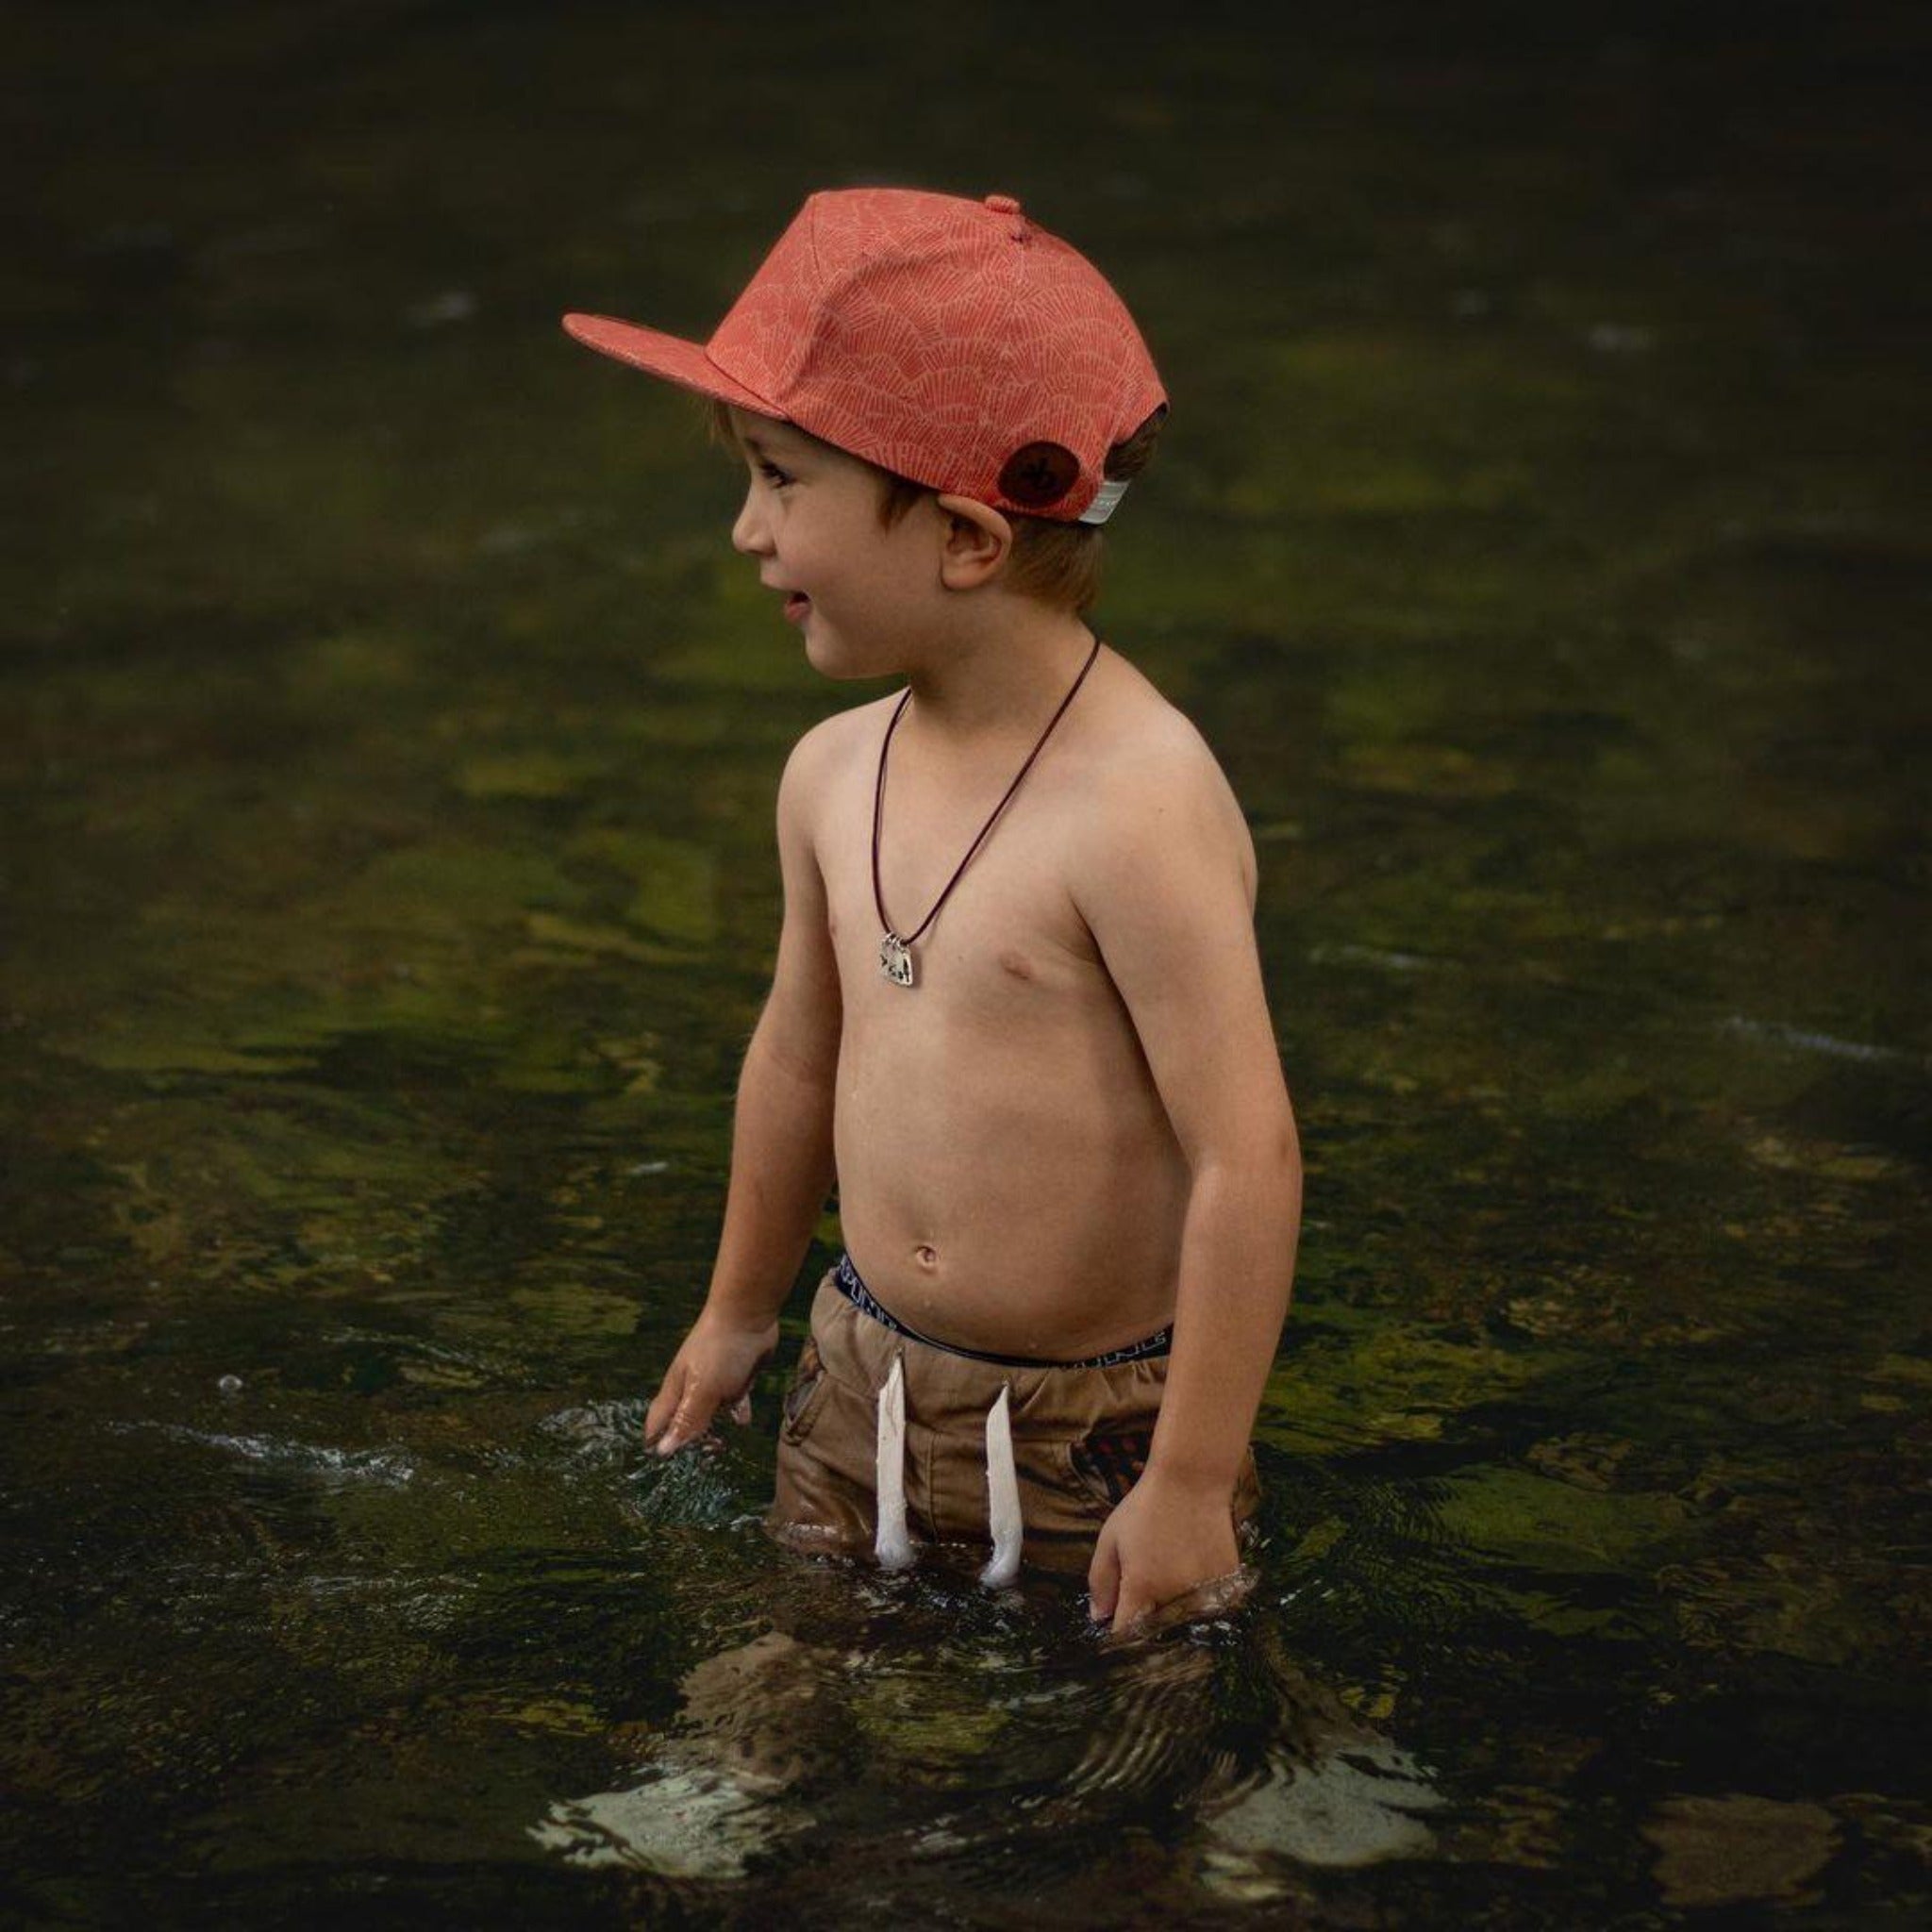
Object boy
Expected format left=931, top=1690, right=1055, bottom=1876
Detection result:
left=562, top=186, right=1301, bottom=1641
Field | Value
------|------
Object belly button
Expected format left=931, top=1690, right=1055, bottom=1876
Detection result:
left=914, top=1243, right=938, bottom=1270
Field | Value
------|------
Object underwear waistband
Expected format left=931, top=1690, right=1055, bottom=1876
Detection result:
left=832, top=1251, right=1173, bottom=1370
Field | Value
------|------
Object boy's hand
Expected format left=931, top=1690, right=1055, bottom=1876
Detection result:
left=644, top=1307, right=781, bottom=1457
left=1086, top=1467, right=1249, bottom=1643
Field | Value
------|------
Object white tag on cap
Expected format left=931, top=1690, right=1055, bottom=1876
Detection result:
left=1077, top=476, right=1129, bottom=525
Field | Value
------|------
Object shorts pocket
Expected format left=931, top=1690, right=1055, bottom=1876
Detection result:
left=779, top=1335, right=834, bottom=1445
left=1064, top=1426, right=1155, bottom=1511
left=1064, top=1433, right=1264, bottom=1522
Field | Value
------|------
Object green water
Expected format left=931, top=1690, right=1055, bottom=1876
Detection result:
left=5, top=3, right=1927, bottom=1924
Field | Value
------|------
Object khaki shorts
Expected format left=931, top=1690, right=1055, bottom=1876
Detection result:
left=767, top=1257, right=1263, bottom=1579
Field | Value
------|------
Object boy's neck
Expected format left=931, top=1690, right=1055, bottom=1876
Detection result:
left=901, top=612, right=1102, bottom=758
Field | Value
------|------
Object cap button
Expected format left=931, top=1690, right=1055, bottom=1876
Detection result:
left=983, top=193, right=1023, bottom=217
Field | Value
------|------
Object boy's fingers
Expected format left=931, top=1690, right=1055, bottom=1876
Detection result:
left=655, top=1385, right=715, bottom=1456
left=643, top=1364, right=685, bottom=1445
left=645, top=1347, right=762, bottom=1454
left=1086, top=1537, right=1120, bottom=1624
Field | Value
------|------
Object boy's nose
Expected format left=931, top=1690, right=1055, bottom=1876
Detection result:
left=731, top=488, right=771, bottom=558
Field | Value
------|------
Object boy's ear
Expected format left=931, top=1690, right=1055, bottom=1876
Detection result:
left=932, top=493, right=1013, bottom=590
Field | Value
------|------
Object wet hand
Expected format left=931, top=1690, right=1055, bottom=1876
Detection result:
left=1086, top=1467, right=1244, bottom=1643
left=644, top=1308, right=780, bottom=1457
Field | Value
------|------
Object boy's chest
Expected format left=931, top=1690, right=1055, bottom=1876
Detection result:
left=817, top=742, right=1114, bottom=1028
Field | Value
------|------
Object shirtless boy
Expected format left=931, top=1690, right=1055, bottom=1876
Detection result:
left=563, top=186, right=1302, bottom=1640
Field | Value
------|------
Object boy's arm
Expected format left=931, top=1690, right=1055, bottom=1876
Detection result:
left=704, top=716, right=845, bottom=1326
left=648, top=721, right=843, bottom=1456
left=1069, top=726, right=1301, bottom=1613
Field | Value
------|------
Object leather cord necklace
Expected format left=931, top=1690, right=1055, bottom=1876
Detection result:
left=872, top=634, right=1102, bottom=987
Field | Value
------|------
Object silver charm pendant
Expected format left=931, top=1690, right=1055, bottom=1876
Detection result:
left=878, top=931, right=914, bottom=987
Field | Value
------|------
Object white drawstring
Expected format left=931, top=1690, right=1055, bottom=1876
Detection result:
left=872, top=1360, right=1024, bottom=1587
left=874, top=1356, right=915, bottom=1571
left=980, top=1383, right=1022, bottom=1588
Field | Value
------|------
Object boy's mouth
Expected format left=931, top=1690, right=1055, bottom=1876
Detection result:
left=783, top=592, right=811, bottom=625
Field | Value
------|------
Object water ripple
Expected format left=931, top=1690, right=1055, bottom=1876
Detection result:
left=107, top=1421, right=417, bottom=1487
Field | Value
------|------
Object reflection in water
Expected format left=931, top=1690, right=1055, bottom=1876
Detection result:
left=530, top=1563, right=1448, bottom=1904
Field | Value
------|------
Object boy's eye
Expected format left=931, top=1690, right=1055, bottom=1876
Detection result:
left=756, top=460, right=792, bottom=488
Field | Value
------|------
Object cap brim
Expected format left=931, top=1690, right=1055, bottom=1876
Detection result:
left=561, top=313, right=787, bottom=420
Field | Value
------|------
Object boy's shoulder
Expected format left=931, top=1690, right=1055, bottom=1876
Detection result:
left=776, top=699, right=875, bottom=788
left=1064, top=657, right=1259, bottom=914
left=781, top=655, right=1255, bottom=905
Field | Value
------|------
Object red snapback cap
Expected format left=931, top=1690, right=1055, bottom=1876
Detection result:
left=562, top=187, right=1167, bottom=525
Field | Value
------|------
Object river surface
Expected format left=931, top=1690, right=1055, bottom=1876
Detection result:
left=4, top=3, right=1927, bottom=1924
